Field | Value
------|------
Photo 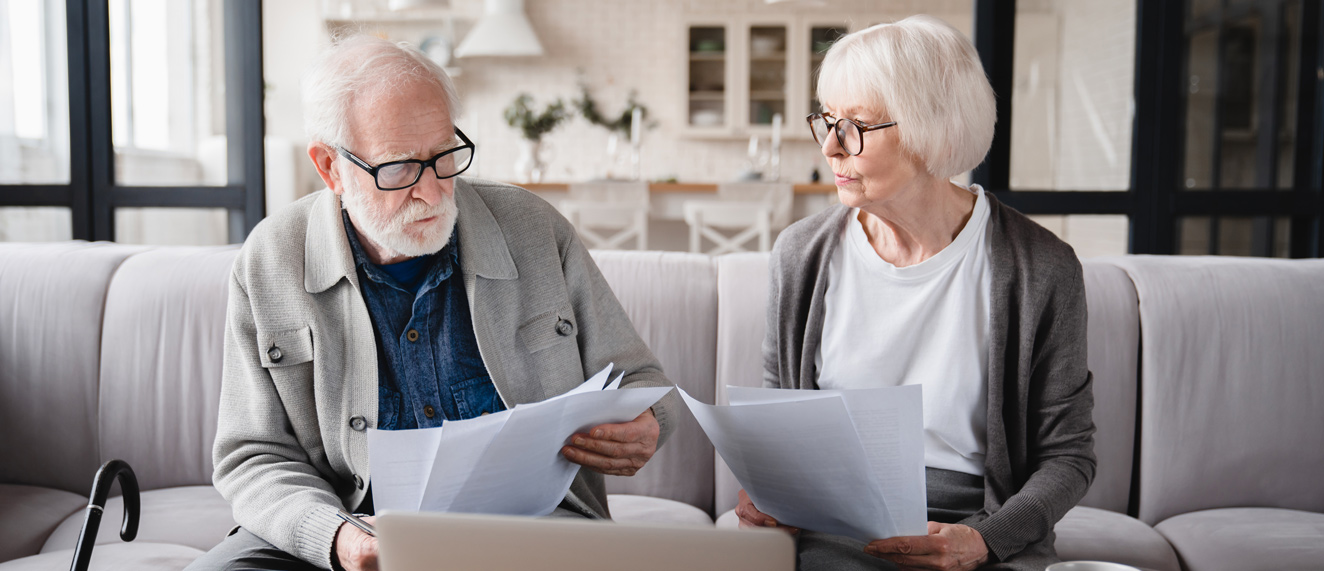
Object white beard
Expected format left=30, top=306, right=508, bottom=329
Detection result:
left=339, top=165, right=457, bottom=259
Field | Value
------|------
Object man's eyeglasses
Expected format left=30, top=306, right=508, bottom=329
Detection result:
left=337, top=128, right=476, bottom=191
left=806, top=113, right=896, bottom=156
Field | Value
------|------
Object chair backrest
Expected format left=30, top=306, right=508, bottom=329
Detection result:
left=590, top=251, right=718, bottom=514
left=0, top=242, right=146, bottom=494
left=716, top=182, right=793, bottom=229
left=1117, top=256, right=1324, bottom=525
left=568, top=181, right=650, bottom=206
left=712, top=253, right=771, bottom=514
left=97, top=246, right=239, bottom=491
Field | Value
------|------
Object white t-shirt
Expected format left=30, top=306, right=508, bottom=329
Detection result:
left=816, top=184, right=991, bottom=476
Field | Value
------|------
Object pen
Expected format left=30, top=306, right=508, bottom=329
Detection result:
left=336, top=509, right=377, bottom=537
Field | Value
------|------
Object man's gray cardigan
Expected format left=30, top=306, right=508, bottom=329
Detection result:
left=213, top=178, right=678, bottom=569
left=764, top=195, right=1096, bottom=568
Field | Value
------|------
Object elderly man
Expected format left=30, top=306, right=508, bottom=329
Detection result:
left=186, top=36, right=678, bottom=571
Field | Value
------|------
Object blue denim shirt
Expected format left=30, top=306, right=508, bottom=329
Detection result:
left=342, top=211, right=506, bottom=430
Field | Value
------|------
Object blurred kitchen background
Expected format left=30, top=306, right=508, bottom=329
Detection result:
left=2, top=0, right=1321, bottom=258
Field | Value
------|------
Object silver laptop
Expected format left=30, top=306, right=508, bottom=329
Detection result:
left=376, top=512, right=794, bottom=571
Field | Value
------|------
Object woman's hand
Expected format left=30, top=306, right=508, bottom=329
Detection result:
left=864, top=522, right=988, bottom=571
left=735, top=489, right=799, bottom=534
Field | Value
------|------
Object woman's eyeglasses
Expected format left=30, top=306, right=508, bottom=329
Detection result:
left=806, top=113, right=896, bottom=156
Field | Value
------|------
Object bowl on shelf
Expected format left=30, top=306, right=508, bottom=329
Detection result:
left=690, top=110, right=723, bottom=127
left=751, top=36, right=783, bottom=55
left=694, top=39, right=724, bottom=53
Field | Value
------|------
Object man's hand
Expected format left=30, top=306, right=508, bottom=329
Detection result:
left=735, top=489, right=799, bottom=535
left=865, top=521, right=988, bottom=571
left=333, top=516, right=378, bottom=571
left=560, top=409, right=659, bottom=476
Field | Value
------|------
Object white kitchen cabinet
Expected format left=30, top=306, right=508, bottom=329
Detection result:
left=681, top=16, right=871, bottom=139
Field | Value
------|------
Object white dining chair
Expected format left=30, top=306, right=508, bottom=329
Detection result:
left=682, top=182, right=793, bottom=254
left=559, top=181, right=650, bottom=250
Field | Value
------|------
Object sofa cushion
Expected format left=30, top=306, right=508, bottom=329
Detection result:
left=0, top=242, right=147, bottom=494
left=0, top=542, right=202, bottom=571
left=1054, top=506, right=1180, bottom=571
left=608, top=494, right=713, bottom=527
left=1154, top=507, right=1324, bottom=571
left=41, top=486, right=235, bottom=554
left=0, top=485, right=87, bottom=562
left=96, top=247, right=238, bottom=491
left=1076, top=259, right=1140, bottom=514
left=591, top=251, right=717, bottom=514
left=1115, top=256, right=1324, bottom=525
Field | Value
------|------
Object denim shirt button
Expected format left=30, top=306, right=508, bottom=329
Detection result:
left=349, top=416, right=367, bottom=432
left=423, top=405, right=436, bottom=418
left=555, top=319, right=573, bottom=336
left=406, top=329, right=420, bottom=342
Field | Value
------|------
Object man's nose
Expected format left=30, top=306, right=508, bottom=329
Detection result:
left=409, top=167, right=453, bottom=204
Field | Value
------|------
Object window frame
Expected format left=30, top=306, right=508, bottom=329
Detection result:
left=0, top=0, right=264, bottom=243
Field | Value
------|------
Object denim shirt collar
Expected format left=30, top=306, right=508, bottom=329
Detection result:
left=341, top=209, right=459, bottom=296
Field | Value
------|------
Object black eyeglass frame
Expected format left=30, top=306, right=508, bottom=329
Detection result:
left=336, top=128, right=476, bottom=191
left=805, top=113, right=897, bottom=156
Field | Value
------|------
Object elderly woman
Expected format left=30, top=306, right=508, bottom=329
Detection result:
left=735, top=15, right=1096, bottom=571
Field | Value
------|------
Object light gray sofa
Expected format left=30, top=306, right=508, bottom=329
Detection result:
left=1, top=241, right=1321, bottom=570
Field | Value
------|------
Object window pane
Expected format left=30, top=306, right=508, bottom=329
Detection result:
left=1177, top=216, right=1290, bottom=257
left=1182, top=1, right=1302, bottom=190
left=110, top=0, right=228, bottom=186
left=114, top=207, right=228, bottom=245
left=1011, top=1, right=1135, bottom=191
left=1027, top=215, right=1129, bottom=258
left=0, top=0, right=70, bottom=184
left=0, top=207, right=72, bottom=241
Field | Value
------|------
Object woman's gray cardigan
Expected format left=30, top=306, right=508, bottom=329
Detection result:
left=763, top=194, right=1096, bottom=568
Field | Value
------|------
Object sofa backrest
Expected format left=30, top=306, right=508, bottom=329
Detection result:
left=1077, top=259, right=1141, bottom=514
left=710, top=254, right=1143, bottom=516
left=591, top=251, right=719, bottom=514
left=1118, top=256, right=1324, bottom=525
left=97, top=246, right=238, bottom=491
left=0, top=242, right=146, bottom=494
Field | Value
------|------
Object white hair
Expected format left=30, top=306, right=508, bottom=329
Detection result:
left=817, top=15, right=995, bottom=179
left=303, top=34, right=462, bottom=149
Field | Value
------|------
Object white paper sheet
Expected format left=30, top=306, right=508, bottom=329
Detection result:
left=369, top=364, right=672, bottom=516
left=727, top=385, right=927, bottom=536
left=684, top=385, right=927, bottom=541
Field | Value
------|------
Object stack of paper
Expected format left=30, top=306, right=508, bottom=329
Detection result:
left=680, top=385, right=927, bottom=541
left=368, top=364, right=672, bottom=516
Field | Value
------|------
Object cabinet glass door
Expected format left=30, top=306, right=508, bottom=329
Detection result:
left=809, top=26, right=848, bottom=114
left=748, top=26, right=787, bottom=125
left=688, top=26, right=727, bottom=128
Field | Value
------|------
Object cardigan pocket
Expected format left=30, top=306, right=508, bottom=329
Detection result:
left=257, top=326, right=314, bottom=368
left=516, top=306, right=577, bottom=353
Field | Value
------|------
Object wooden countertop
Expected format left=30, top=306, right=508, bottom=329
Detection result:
left=518, top=182, right=837, bottom=194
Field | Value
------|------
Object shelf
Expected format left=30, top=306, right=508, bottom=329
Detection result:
left=750, top=54, right=787, bottom=62
left=688, top=92, right=726, bottom=101
left=689, top=52, right=726, bottom=61
left=750, top=91, right=786, bottom=100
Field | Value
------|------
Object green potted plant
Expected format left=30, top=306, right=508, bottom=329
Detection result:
left=504, top=93, right=568, bottom=183
left=574, top=85, right=650, bottom=179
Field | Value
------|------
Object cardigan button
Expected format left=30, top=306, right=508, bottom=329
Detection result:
left=555, top=319, right=574, bottom=336
left=349, top=416, right=367, bottom=432
left=267, top=346, right=283, bottom=363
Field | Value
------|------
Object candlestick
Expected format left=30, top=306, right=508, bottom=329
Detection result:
left=630, top=107, right=642, bottom=146
left=771, top=113, right=782, bottom=149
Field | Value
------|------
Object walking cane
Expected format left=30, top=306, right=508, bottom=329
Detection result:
left=69, top=460, right=140, bottom=571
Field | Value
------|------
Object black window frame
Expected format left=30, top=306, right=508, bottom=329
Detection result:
left=0, top=0, right=265, bottom=243
left=971, top=0, right=1324, bottom=257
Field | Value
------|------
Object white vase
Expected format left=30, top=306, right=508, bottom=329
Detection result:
left=515, top=139, right=544, bottom=183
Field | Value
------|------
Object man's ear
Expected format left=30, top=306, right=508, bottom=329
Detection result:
left=308, top=142, right=344, bottom=195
